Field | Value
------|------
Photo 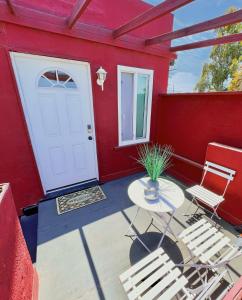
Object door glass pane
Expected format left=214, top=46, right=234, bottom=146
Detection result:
left=38, top=76, right=53, bottom=87
left=121, top=72, right=134, bottom=141
left=57, top=70, right=77, bottom=88
left=38, top=69, right=77, bottom=89
left=65, top=78, right=77, bottom=88
left=43, top=70, right=57, bottom=85
left=57, top=70, right=70, bottom=83
left=136, top=74, right=149, bottom=138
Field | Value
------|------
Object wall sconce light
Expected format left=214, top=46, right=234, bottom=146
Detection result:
left=96, top=66, right=107, bottom=91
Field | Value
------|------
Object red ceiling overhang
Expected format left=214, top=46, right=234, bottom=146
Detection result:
left=5, top=0, right=15, bottom=14
left=0, top=1, right=175, bottom=59
left=1, top=0, right=241, bottom=56
left=67, top=0, right=93, bottom=28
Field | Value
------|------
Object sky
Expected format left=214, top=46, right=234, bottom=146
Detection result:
left=144, top=0, right=242, bottom=93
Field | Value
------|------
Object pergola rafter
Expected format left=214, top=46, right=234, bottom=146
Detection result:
left=170, top=33, right=242, bottom=52
left=113, top=0, right=194, bottom=39
left=6, top=0, right=15, bottom=14
left=0, top=0, right=241, bottom=55
left=0, top=2, right=174, bottom=59
left=67, top=0, right=92, bottom=29
left=146, top=9, right=242, bottom=46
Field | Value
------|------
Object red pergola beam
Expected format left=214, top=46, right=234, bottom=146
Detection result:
left=170, top=33, right=242, bottom=52
left=113, top=0, right=194, bottom=39
left=67, top=0, right=92, bottom=28
left=6, top=0, right=15, bottom=14
left=146, top=9, right=242, bottom=46
left=0, top=2, right=175, bottom=59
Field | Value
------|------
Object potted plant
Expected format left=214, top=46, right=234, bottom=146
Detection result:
left=136, top=144, right=173, bottom=200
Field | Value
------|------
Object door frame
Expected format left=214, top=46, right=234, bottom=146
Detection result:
left=10, top=52, right=99, bottom=193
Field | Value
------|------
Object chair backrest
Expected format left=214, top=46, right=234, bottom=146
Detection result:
left=201, top=161, right=236, bottom=196
left=204, top=161, right=236, bottom=181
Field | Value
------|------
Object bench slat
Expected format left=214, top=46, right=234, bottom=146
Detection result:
left=127, top=262, right=179, bottom=300
left=141, top=268, right=181, bottom=300
left=120, top=247, right=165, bottom=282
left=187, top=227, right=217, bottom=249
left=200, top=237, right=231, bottom=263
left=157, top=276, right=190, bottom=300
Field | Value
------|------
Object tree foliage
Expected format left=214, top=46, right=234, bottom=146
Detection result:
left=228, top=65, right=242, bottom=91
left=195, top=7, right=242, bottom=92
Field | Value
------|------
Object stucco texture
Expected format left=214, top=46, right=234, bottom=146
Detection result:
left=0, top=184, right=37, bottom=300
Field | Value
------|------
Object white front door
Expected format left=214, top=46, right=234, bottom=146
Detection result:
left=11, top=52, right=98, bottom=192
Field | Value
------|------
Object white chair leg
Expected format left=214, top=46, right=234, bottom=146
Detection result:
left=211, top=204, right=221, bottom=219
left=184, top=196, right=196, bottom=216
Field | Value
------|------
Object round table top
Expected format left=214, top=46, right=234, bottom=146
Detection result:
left=128, top=177, right=185, bottom=213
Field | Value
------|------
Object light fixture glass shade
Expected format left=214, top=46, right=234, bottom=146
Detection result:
left=96, top=67, right=107, bottom=91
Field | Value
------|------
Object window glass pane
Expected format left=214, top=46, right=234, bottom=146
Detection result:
left=121, top=72, right=134, bottom=141
left=65, top=78, right=77, bottom=89
left=38, top=76, right=53, bottom=87
left=57, top=70, right=70, bottom=83
left=136, top=74, right=149, bottom=138
left=43, top=70, right=57, bottom=85
left=38, top=69, right=77, bottom=89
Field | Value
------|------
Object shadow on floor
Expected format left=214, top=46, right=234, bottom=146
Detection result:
left=37, top=173, right=144, bottom=246
left=20, top=213, right=38, bottom=263
left=129, top=232, right=183, bottom=266
left=79, top=227, right=106, bottom=300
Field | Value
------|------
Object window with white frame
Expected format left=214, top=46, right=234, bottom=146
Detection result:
left=118, top=65, right=153, bottom=146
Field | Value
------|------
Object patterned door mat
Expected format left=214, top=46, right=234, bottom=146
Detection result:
left=56, top=186, right=106, bottom=215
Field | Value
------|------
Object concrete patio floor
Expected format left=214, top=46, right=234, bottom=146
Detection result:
left=36, top=173, right=242, bottom=300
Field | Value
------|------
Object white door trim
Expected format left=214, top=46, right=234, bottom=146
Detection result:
left=10, top=52, right=99, bottom=193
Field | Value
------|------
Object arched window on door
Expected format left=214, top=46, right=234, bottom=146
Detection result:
left=38, top=69, right=77, bottom=89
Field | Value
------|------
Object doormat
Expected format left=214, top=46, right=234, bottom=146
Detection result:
left=56, top=186, right=106, bottom=215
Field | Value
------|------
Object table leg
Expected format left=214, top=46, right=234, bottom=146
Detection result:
left=125, top=207, right=151, bottom=253
left=150, top=212, right=177, bottom=241
left=125, top=206, right=140, bottom=236
left=157, top=210, right=175, bottom=249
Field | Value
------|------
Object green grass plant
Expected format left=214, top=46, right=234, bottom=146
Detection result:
left=137, top=144, right=173, bottom=181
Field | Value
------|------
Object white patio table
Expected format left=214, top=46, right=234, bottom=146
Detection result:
left=127, top=177, right=185, bottom=252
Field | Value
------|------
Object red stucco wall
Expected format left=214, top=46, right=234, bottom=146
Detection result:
left=0, top=0, right=173, bottom=214
left=0, top=184, right=38, bottom=300
left=156, top=92, right=242, bottom=185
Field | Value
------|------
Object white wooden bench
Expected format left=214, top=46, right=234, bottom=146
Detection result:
left=120, top=247, right=193, bottom=300
left=120, top=218, right=242, bottom=300
left=179, top=218, right=240, bottom=267
left=178, top=218, right=242, bottom=300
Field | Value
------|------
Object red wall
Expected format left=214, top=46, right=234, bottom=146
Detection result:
left=156, top=92, right=242, bottom=185
left=0, top=184, right=38, bottom=300
left=0, top=0, right=173, bottom=214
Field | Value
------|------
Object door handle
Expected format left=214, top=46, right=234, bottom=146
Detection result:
left=88, top=136, right=93, bottom=140
left=87, top=124, right=92, bottom=134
